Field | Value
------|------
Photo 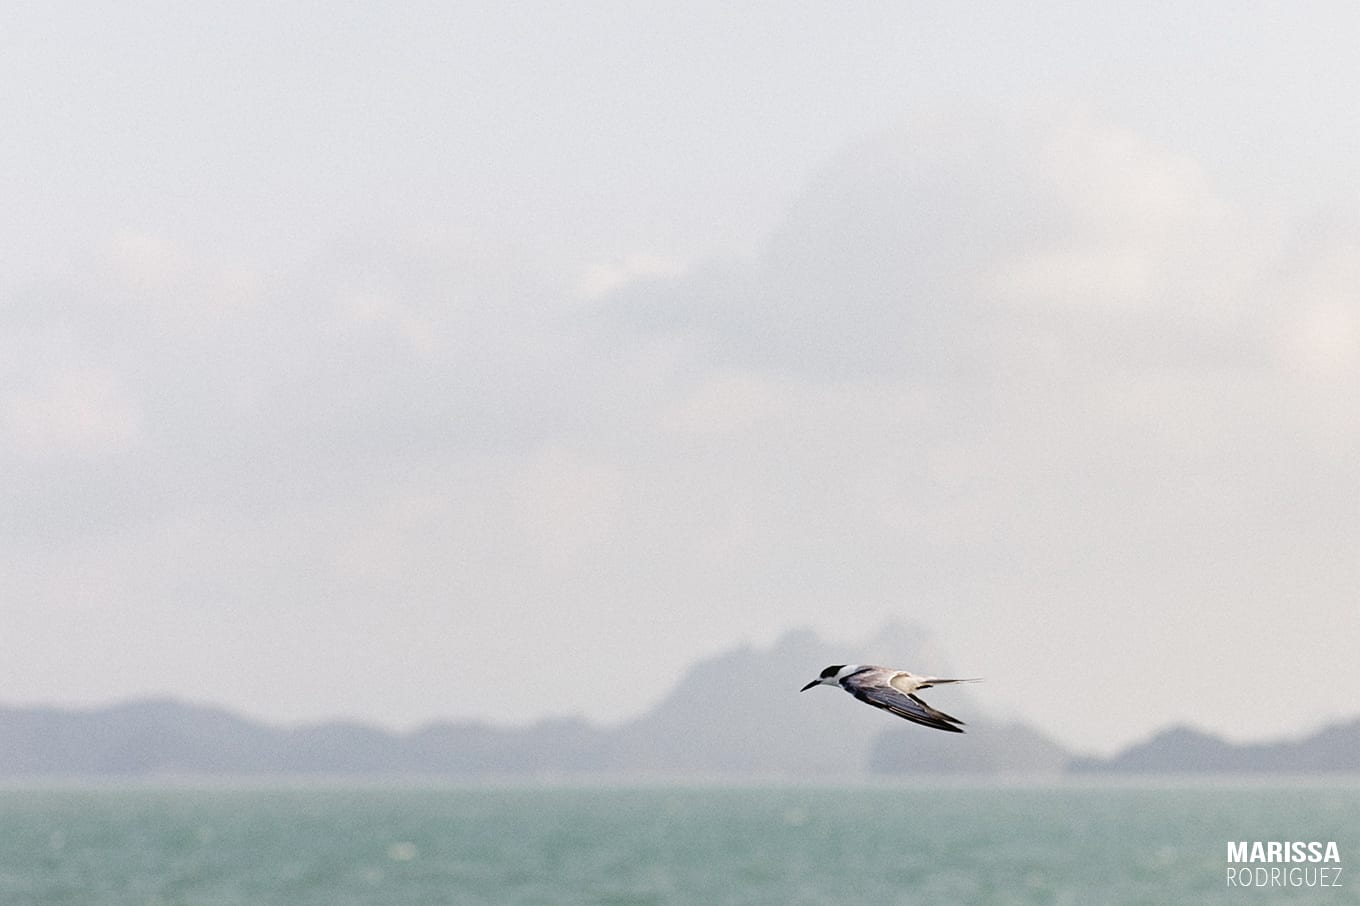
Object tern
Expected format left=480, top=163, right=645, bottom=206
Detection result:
left=800, top=664, right=979, bottom=733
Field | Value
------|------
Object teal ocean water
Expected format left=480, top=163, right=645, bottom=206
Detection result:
left=1, top=782, right=1355, bottom=905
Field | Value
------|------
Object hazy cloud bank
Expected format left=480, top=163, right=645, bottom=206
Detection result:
left=2, top=99, right=1355, bottom=752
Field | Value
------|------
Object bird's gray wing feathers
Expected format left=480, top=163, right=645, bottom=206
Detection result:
left=843, top=675, right=966, bottom=733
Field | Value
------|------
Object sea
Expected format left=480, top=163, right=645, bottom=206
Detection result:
left=1, top=780, right=1355, bottom=905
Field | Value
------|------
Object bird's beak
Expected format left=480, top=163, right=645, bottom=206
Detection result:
left=800, top=680, right=819, bottom=692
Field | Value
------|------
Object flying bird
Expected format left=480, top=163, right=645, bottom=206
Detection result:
left=800, top=664, right=979, bottom=732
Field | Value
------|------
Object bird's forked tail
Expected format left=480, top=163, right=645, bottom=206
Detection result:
left=919, top=676, right=982, bottom=689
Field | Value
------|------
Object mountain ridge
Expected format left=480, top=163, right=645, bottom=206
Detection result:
left=1068, top=719, right=1360, bottom=774
left=3, top=627, right=1355, bottom=778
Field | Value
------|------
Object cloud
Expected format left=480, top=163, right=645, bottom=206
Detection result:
left=106, top=232, right=186, bottom=294
left=3, top=369, right=143, bottom=461
left=1271, top=222, right=1360, bottom=381
left=603, top=108, right=1277, bottom=384
left=0, top=102, right=1354, bottom=749
left=576, top=254, right=688, bottom=301
left=512, top=443, right=628, bottom=570
left=579, top=107, right=1358, bottom=744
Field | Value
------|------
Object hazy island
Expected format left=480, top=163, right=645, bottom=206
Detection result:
left=3, top=626, right=1356, bottom=779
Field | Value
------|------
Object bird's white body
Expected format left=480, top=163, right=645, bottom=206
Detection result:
left=801, top=664, right=978, bottom=732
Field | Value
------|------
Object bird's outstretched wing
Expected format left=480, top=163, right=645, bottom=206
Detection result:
left=842, top=674, right=966, bottom=733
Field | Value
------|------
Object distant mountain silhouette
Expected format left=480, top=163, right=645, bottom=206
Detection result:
left=605, top=621, right=974, bottom=776
left=2, top=627, right=1354, bottom=778
left=0, top=698, right=612, bottom=778
left=0, top=623, right=1007, bottom=778
left=870, top=720, right=1069, bottom=775
left=1069, top=719, right=1360, bottom=773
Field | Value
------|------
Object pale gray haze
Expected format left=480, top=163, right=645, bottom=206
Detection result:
left=2, top=3, right=1356, bottom=756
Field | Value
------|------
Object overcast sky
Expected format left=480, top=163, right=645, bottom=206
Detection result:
left=3, top=3, right=1356, bottom=755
